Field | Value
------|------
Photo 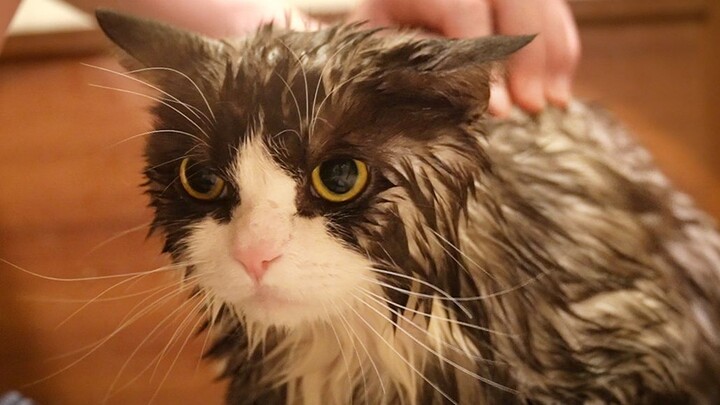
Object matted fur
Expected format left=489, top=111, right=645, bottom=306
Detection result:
left=96, top=9, right=720, bottom=405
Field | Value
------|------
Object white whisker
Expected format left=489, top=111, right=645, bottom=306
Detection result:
left=351, top=294, right=518, bottom=395
left=340, top=297, right=460, bottom=405
left=88, top=84, right=211, bottom=144
left=359, top=288, right=516, bottom=339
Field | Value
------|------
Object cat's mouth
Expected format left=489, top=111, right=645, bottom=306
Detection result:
left=244, top=285, right=299, bottom=307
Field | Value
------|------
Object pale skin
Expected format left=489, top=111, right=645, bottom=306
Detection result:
left=1, top=0, right=579, bottom=117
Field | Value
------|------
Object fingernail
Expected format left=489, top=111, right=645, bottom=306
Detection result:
left=489, top=83, right=511, bottom=117
left=511, top=77, right=546, bottom=114
left=546, top=77, right=571, bottom=108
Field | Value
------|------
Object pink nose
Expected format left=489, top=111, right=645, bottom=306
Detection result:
left=233, top=242, right=282, bottom=282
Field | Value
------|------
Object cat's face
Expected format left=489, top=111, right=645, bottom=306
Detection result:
left=97, top=11, right=529, bottom=329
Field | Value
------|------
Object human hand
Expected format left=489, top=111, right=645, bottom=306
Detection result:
left=64, top=0, right=309, bottom=38
left=348, top=0, right=581, bottom=117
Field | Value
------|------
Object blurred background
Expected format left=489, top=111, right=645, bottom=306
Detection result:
left=1, top=0, right=719, bottom=404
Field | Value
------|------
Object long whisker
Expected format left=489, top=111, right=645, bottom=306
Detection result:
left=48, top=274, right=205, bottom=362
left=126, top=66, right=217, bottom=123
left=340, top=297, right=460, bottom=405
left=359, top=276, right=471, bottom=318
left=1, top=258, right=188, bottom=283
left=23, top=282, right=173, bottom=304
left=359, top=288, right=516, bottom=338
left=22, top=277, right=200, bottom=389
left=357, top=290, right=509, bottom=368
left=272, top=72, right=303, bottom=133
left=309, top=35, right=359, bottom=138
left=54, top=261, right=203, bottom=329
left=108, top=129, right=207, bottom=149
left=88, top=84, right=211, bottom=144
left=148, top=294, right=209, bottom=404
left=104, top=289, right=206, bottom=401
left=363, top=266, right=472, bottom=318
left=82, top=63, right=214, bottom=127
left=427, top=228, right=495, bottom=280
left=149, top=292, right=207, bottom=381
left=82, top=222, right=151, bottom=258
left=309, top=69, right=365, bottom=137
left=196, top=295, right=219, bottom=373
left=335, top=309, right=370, bottom=405
left=350, top=294, right=518, bottom=395
left=336, top=307, right=387, bottom=398
left=276, top=40, right=309, bottom=132
left=321, top=304, right=353, bottom=390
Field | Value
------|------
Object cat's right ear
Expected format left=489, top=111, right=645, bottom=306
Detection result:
left=95, top=9, right=226, bottom=73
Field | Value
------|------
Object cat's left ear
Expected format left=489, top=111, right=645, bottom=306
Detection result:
left=96, top=9, right=226, bottom=76
left=368, top=35, right=534, bottom=113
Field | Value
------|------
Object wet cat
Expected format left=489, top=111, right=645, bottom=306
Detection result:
left=96, top=9, right=720, bottom=405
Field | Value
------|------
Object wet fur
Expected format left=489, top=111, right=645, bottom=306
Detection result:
left=97, top=10, right=720, bottom=405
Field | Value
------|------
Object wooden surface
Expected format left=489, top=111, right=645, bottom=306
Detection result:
left=1, top=4, right=719, bottom=405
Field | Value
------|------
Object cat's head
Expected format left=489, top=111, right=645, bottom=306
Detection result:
left=97, top=10, right=530, bottom=330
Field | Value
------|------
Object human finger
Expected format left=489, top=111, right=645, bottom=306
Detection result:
left=493, top=0, right=547, bottom=113
left=541, top=0, right=581, bottom=107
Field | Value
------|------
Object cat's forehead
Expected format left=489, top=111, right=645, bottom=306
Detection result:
left=234, top=25, right=383, bottom=68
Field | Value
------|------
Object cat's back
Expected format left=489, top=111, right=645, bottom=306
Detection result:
left=460, top=102, right=720, bottom=403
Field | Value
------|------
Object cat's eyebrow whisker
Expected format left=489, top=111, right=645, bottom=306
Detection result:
left=335, top=304, right=387, bottom=399
left=276, top=40, right=309, bottom=131
left=125, top=65, right=216, bottom=123
left=82, top=63, right=216, bottom=125
left=340, top=297, right=460, bottom=405
left=358, top=288, right=517, bottom=339
left=309, top=69, right=365, bottom=137
left=309, top=36, right=361, bottom=138
left=272, top=71, right=303, bottom=133
left=148, top=144, right=204, bottom=173
left=360, top=270, right=472, bottom=318
left=108, top=129, right=207, bottom=150
left=350, top=293, right=518, bottom=396
left=88, top=84, right=211, bottom=144
left=82, top=222, right=151, bottom=259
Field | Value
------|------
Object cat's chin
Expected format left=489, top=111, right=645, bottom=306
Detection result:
left=232, top=286, right=329, bottom=328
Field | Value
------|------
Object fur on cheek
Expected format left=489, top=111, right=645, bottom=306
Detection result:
left=181, top=214, right=381, bottom=326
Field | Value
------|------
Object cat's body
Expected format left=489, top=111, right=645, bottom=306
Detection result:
left=96, top=10, right=720, bottom=404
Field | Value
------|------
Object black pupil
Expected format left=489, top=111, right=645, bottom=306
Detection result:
left=187, top=165, right=220, bottom=194
left=319, top=159, right=358, bottom=194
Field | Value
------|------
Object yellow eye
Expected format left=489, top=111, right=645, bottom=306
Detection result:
left=311, top=158, right=369, bottom=202
left=179, top=158, right=226, bottom=201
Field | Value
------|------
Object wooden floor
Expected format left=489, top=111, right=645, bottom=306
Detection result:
left=0, top=7, right=719, bottom=405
